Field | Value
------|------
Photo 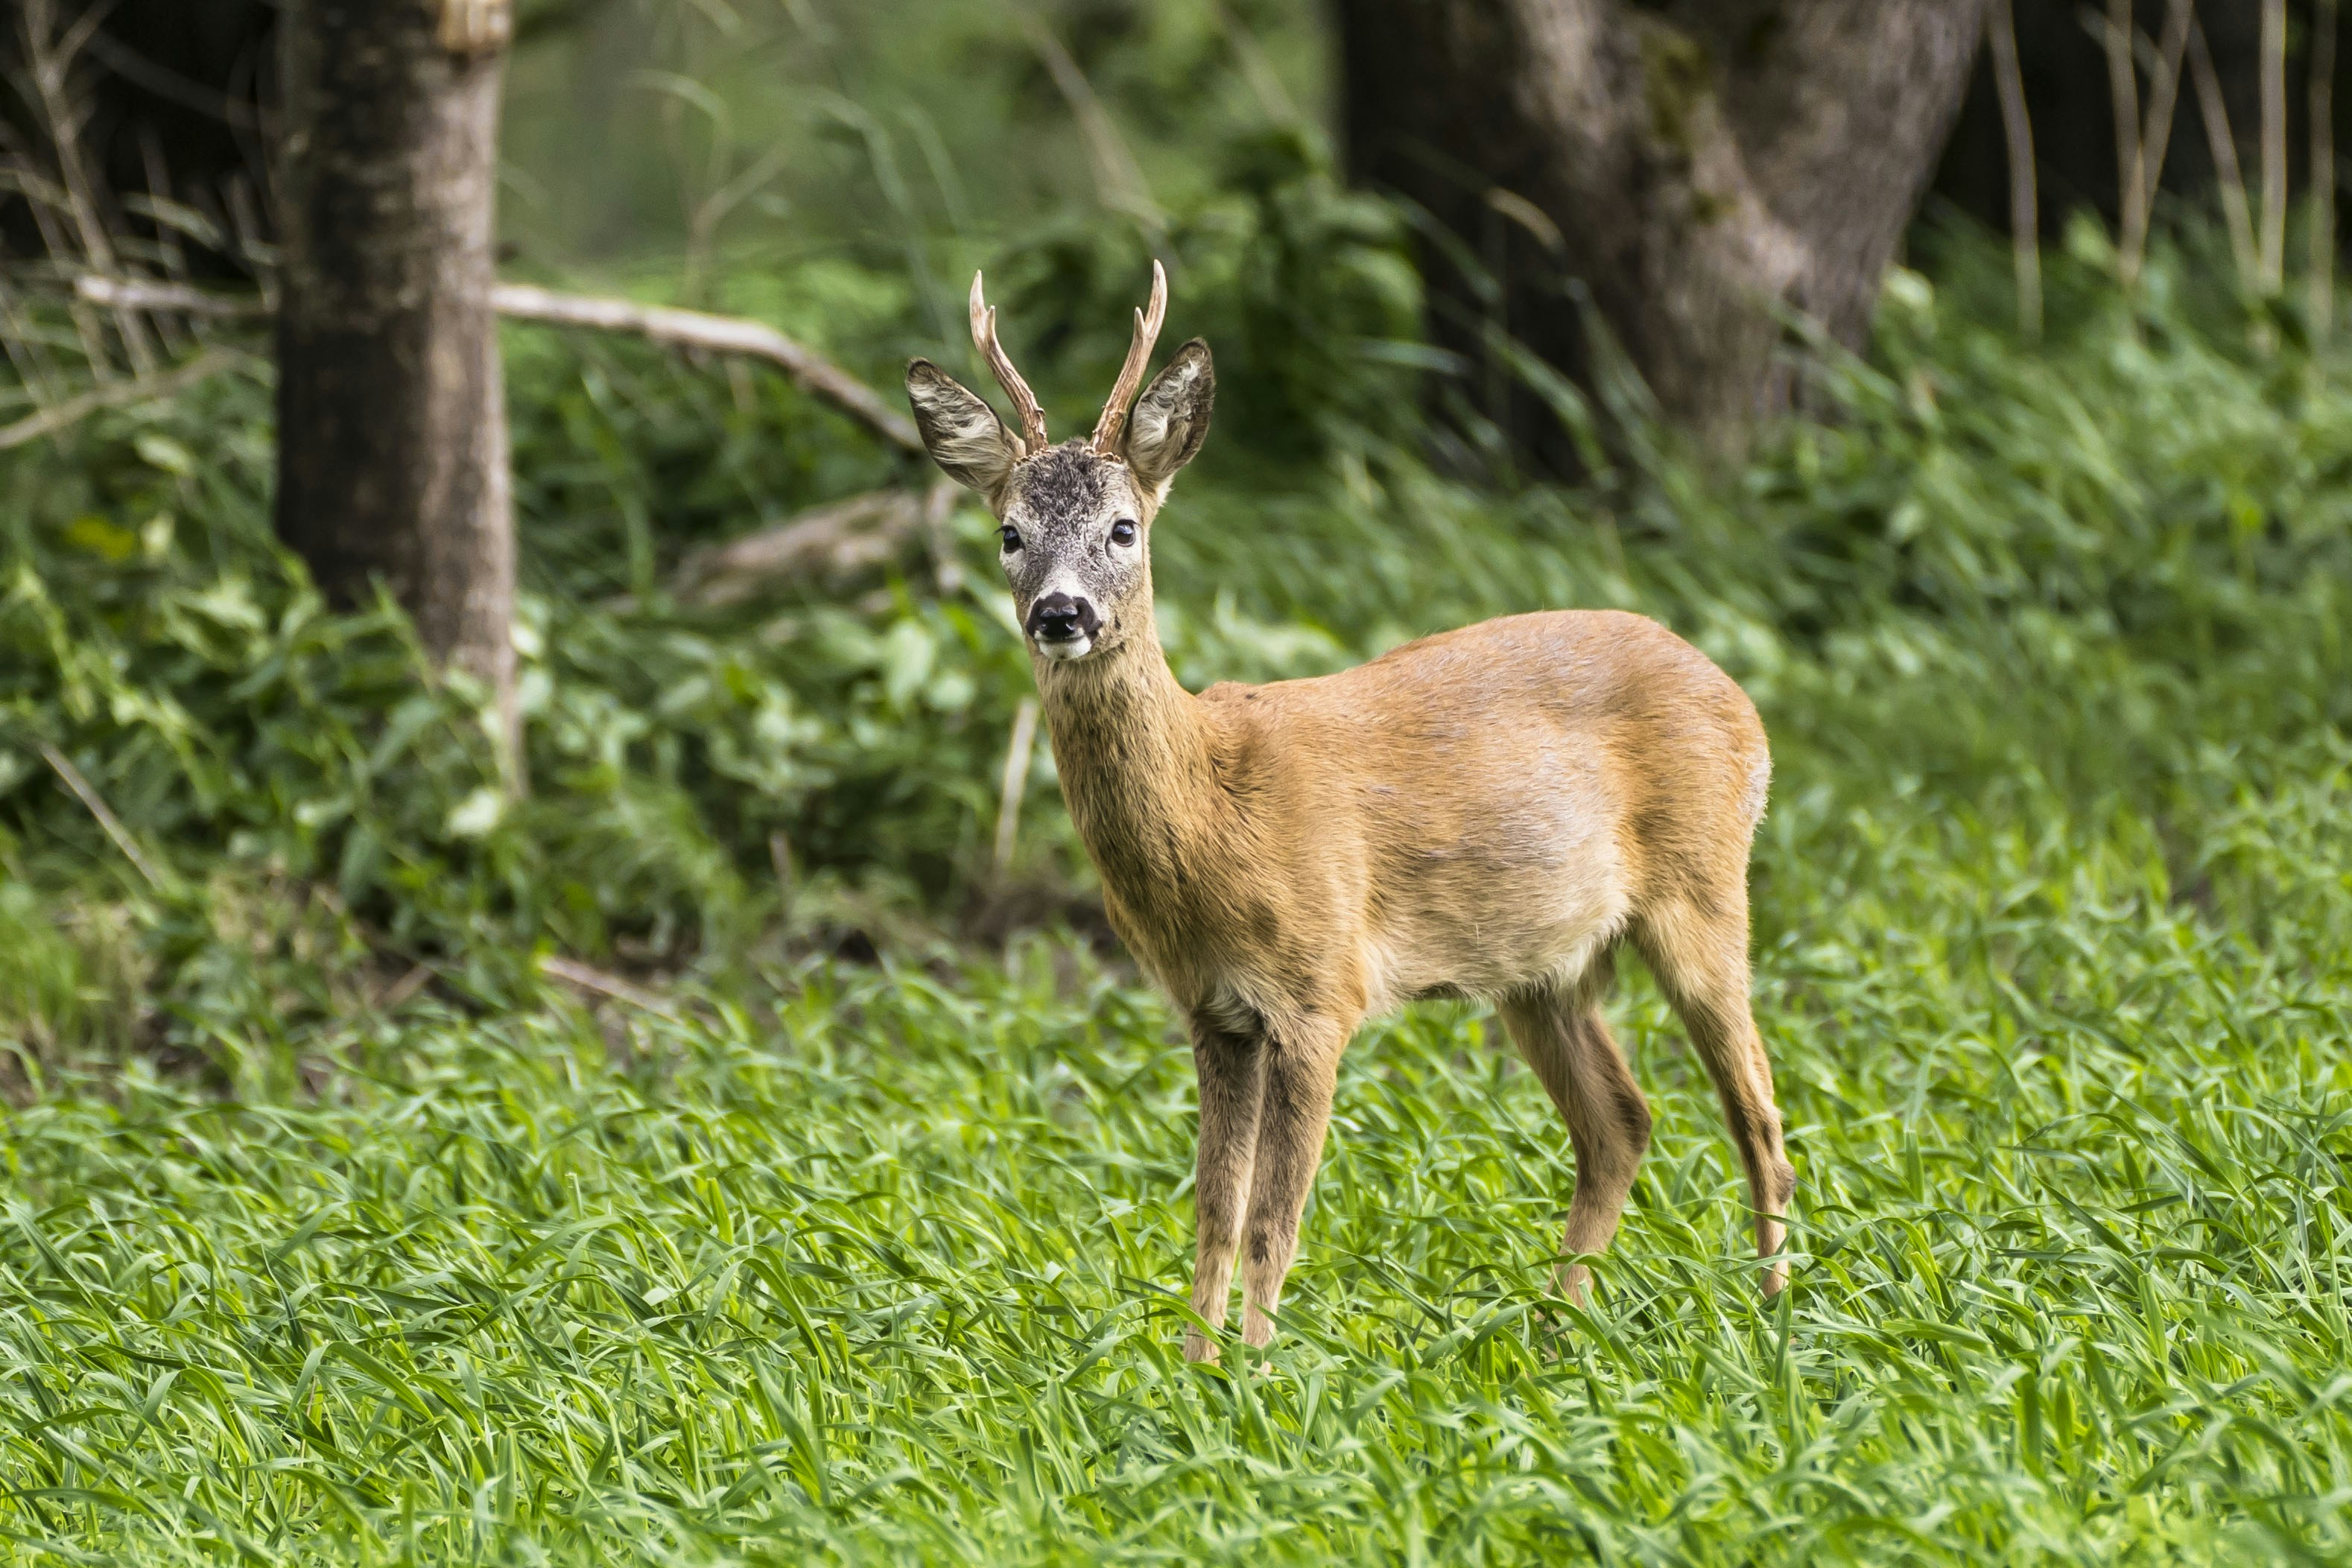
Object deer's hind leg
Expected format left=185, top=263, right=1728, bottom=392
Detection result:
left=1632, top=894, right=1795, bottom=1295
left=1497, top=956, right=1651, bottom=1302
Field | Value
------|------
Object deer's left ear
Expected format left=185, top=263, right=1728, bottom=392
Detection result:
left=1124, top=340, right=1214, bottom=493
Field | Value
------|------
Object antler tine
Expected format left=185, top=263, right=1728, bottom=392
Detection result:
left=1091, top=259, right=1169, bottom=456
left=969, top=271, right=1048, bottom=457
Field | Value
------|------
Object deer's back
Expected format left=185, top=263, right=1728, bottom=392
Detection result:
left=1194, top=609, right=1767, bottom=1009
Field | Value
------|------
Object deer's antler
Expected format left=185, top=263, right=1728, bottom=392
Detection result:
left=969, top=272, right=1048, bottom=457
left=1091, top=259, right=1167, bottom=457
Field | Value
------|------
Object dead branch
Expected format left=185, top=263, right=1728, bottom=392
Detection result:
left=71, top=274, right=922, bottom=452
left=74, top=274, right=264, bottom=317
left=21, top=0, right=159, bottom=372
left=375, top=963, right=435, bottom=1012
left=0, top=348, right=240, bottom=450
left=538, top=954, right=672, bottom=1014
left=0, top=273, right=65, bottom=407
left=38, top=740, right=166, bottom=889
left=5, top=159, right=114, bottom=375
left=489, top=283, right=921, bottom=452
left=668, top=487, right=928, bottom=608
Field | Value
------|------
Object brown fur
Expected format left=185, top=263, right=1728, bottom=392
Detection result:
left=1040, top=601, right=1792, bottom=1356
left=907, top=292, right=1792, bottom=1362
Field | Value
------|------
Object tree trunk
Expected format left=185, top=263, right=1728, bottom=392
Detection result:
left=1334, top=0, right=1988, bottom=463
left=275, top=0, right=519, bottom=769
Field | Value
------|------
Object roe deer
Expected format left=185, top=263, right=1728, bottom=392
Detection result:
left=907, top=264, right=1792, bottom=1361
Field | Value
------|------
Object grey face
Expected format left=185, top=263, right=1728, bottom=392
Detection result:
left=904, top=335, right=1217, bottom=667
left=995, top=446, right=1149, bottom=662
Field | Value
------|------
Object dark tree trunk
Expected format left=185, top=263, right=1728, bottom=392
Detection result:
left=274, top=0, right=518, bottom=766
left=1334, top=0, right=1988, bottom=462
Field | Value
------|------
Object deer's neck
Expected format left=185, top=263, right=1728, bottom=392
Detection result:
left=1033, top=610, right=1226, bottom=904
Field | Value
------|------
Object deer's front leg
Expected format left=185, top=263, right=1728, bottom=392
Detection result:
left=1185, top=1015, right=1267, bottom=1363
left=1238, top=1014, right=1350, bottom=1350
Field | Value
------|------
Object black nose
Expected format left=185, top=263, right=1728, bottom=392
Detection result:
left=1026, top=592, right=1099, bottom=642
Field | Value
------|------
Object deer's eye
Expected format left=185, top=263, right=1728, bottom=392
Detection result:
left=1109, top=519, right=1138, bottom=548
left=999, top=526, right=1022, bottom=551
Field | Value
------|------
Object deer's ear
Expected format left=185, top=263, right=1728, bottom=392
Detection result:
left=1124, top=340, right=1213, bottom=493
left=907, top=359, right=1019, bottom=494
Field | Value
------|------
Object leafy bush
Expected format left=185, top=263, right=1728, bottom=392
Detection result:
left=5, top=209, right=2352, bottom=1033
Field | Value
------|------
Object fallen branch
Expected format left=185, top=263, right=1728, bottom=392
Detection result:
left=72, top=273, right=923, bottom=453
left=538, top=954, right=673, bottom=1015
left=38, top=742, right=167, bottom=889
left=375, top=963, right=436, bottom=1013
left=668, top=486, right=929, bottom=608
left=74, top=275, right=262, bottom=317
left=491, top=285, right=920, bottom=451
left=0, top=349, right=241, bottom=450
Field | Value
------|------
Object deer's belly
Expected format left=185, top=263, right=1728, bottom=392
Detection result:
left=1361, top=831, right=1633, bottom=1011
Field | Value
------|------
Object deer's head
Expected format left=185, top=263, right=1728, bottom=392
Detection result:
left=906, top=264, right=1213, bottom=664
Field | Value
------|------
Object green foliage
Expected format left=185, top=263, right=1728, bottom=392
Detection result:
left=10, top=88, right=2352, bottom=1548
left=498, top=0, right=1328, bottom=273
left=6, top=729, right=2352, bottom=1561
left=989, top=126, right=1422, bottom=460
left=8, top=214, right=2352, bottom=999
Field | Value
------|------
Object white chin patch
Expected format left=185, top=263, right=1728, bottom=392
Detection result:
left=1034, top=634, right=1095, bottom=662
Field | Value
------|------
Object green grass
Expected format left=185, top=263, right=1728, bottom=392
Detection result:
left=12, top=140, right=2352, bottom=1557
left=8, top=738, right=2352, bottom=1563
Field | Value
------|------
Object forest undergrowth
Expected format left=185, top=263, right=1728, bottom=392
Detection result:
left=6, top=209, right=2352, bottom=1561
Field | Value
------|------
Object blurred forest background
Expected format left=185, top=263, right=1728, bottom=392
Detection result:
left=8, top=2, right=2352, bottom=1562
left=1, top=0, right=2336, bottom=989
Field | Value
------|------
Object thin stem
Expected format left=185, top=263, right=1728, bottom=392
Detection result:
left=2190, top=12, right=2261, bottom=289
left=21, top=0, right=159, bottom=372
left=2120, top=0, right=2194, bottom=287
left=38, top=742, right=166, bottom=890
left=1988, top=0, right=2041, bottom=338
left=2104, top=0, right=2144, bottom=288
left=1016, top=10, right=1162, bottom=229
left=2260, top=0, right=2287, bottom=292
left=0, top=347, right=238, bottom=451
left=993, top=699, right=1041, bottom=880
left=2314, top=0, right=2339, bottom=338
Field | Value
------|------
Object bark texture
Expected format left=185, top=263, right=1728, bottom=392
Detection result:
left=275, top=0, right=516, bottom=756
left=1334, top=0, right=1988, bottom=460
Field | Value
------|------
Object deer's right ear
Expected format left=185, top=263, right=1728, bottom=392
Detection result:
left=907, top=360, right=1020, bottom=495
